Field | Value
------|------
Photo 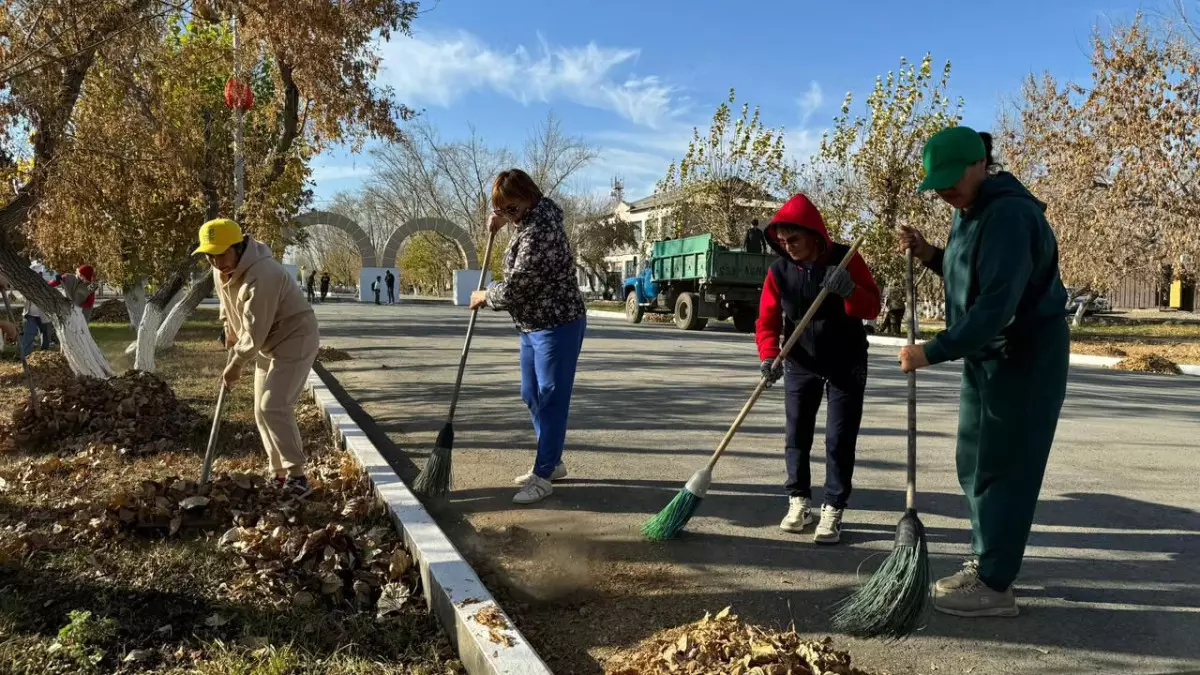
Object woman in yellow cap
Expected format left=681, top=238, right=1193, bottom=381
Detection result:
left=195, top=218, right=321, bottom=497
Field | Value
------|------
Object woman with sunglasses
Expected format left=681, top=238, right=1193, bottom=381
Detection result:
left=195, top=218, right=320, bottom=498
left=470, top=169, right=587, bottom=505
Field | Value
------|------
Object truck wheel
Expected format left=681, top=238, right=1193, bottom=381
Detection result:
left=732, top=311, right=756, bottom=334
left=674, top=293, right=708, bottom=331
left=625, top=291, right=644, bottom=324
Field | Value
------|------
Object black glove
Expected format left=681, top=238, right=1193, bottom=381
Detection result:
left=760, top=359, right=783, bottom=388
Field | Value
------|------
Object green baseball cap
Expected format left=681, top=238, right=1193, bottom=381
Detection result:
left=918, top=125, right=985, bottom=192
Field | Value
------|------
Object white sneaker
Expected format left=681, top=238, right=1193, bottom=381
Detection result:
left=512, top=475, right=553, bottom=505
left=779, top=497, right=813, bottom=533
left=512, top=463, right=568, bottom=485
left=813, top=504, right=843, bottom=545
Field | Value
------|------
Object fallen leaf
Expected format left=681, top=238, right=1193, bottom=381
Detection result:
left=124, top=649, right=154, bottom=663
left=218, top=527, right=243, bottom=548
left=293, top=591, right=316, bottom=608
left=203, top=613, right=230, bottom=628
left=715, top=606, right=733, bottom=620
left=169, top=515, right=182, bottom=537
left=376, top=582, right=411, bottom=618
left=387, top=549, right=412, bottom=580
left=179, top=496, right=210, bottom=510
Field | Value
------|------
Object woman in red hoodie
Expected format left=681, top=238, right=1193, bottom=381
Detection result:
left=756, top=194, right=880, bottom=544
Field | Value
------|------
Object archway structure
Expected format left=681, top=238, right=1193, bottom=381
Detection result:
left=293, top=210, right=379, bottom=267
left=380, top=217, right=478, bottom=270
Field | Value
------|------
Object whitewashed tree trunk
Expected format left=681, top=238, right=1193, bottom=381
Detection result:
left=123, top=281, right=148, bottom=329
left=155, top=272, right=214, bottom=350
left=51, top=309, right=114, bottom=379
left=1071, top=293, right=1095, bottom=327
left=133, top=302, right=167, bottom=372
left=127, top=286, right=185, bottom=358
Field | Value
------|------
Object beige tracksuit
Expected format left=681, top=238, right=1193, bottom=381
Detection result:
left=216, top=236, right=319, bottom=476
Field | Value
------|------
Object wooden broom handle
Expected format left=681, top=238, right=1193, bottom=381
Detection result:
left=705, top=236, right=865, bottom=472
left=446, top=229, right=498, bottom=422
left=905, top=247, right=918, bottom=510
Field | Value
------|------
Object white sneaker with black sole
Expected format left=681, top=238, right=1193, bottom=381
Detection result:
left=779, top=496, right=813, bottom=533
left=512, top=462, right=568, bottom=485
left=512, top=475, right=553, bottom=505
left=813, top=504, right=843, bottom=545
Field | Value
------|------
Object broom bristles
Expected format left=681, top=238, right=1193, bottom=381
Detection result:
left=412, top=423, right=454, bottom=497
left=831, top=510, right=932, bottom=639
left=641, top=487, right=702, bottom=541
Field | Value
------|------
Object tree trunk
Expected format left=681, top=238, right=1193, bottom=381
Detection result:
left=123, top=281, right=148, bottom=329
left=49, top=308, right=114, bottom=379
left=1072, top=293, right=1094, bottom=327
left=156, top=272, right=214, bottom=349
left=133, top=302, right=166, bottom=372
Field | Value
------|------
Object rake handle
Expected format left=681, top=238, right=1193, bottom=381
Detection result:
left=704, top=236, right=864, bottom=472
left=905, top=247, right=918, bottom=511
left=200, top=359, right=230, bottom=486
left=445, top=229, right=498, bottom=423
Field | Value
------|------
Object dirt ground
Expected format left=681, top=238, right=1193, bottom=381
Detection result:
left=0, top=311, right=461, bottom=674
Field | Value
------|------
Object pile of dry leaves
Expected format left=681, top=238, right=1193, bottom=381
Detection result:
left=1114, top=354, right=1182, bottom=374
left=0, top=351, right=75, bottom=391
left=88, top=301, right=130, bottom=324
left=317, top=346, right=353, bottom=363
left=0, top=369, right=204, bottom=452
left=604, top=608, right=872, bottom=675
left=0, top=443, right=420, bottom=619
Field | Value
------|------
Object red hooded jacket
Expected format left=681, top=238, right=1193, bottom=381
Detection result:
left=756, top=194, right=880, bottom=364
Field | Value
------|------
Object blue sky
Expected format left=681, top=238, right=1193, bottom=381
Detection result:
left=310, top=0, right=1158, bottom=206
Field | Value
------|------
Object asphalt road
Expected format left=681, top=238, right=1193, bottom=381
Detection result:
left=314, top=301, right=1200, bottom=675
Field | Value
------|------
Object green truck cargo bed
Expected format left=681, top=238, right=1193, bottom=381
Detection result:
left=650, top=233, right=773, bottom=286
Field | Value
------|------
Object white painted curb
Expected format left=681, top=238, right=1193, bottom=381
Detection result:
left=586, top=309, right=1200, bottom=377
left=305, top=370, right=552, bottom=675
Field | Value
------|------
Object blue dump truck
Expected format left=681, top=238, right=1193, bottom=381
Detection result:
left=623, top=233, right=775, bottom=332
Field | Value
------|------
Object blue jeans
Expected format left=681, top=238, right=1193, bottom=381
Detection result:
left=519, top=316, right=586, bottom=479
left=20, top=316, right=51, bottom=357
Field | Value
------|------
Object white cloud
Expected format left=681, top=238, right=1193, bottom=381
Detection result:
left=379, top=31, right=681, bottom=128
left=310, top=163, right=372, bottom=183
left=797, top=81, right=823, bottom=125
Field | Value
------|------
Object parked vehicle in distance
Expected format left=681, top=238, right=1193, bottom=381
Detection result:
left=1065, top=288, right=1111, bottom=315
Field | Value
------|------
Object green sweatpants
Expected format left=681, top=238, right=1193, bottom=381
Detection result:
left=956, top=320, right=1069, bottom=591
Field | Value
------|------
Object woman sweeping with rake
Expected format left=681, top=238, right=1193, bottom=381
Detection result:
left=467, top=168, right=587, bottom=506
left=898, top=126, right=1069, bottom=618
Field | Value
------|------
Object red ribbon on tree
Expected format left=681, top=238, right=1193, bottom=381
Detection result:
left=223, top=77, right=254, bottom=111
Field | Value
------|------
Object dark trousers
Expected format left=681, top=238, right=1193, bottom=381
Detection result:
left=373, top=290, right=380, bottom=305
left=783, top=359, right=866, bottom=509
left=958, top=321, right=1068, bottom=591
left=881, top=308, right=904, bottom=334
left=387, top=286, right=395, bottom=304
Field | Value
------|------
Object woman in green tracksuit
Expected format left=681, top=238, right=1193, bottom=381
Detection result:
left=898, top=126, right=1069, bottom=618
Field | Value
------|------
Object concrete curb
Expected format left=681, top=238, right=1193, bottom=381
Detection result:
left=585, top=309, right=1200, bottom=377
left=305, top=370, right=553, bottom=675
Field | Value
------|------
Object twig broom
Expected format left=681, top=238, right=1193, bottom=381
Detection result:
left=830, top=247, right=931, bottom=638
left=641, top=237, right=864, bottom=541
left=412, top=230, right=498, bottom=498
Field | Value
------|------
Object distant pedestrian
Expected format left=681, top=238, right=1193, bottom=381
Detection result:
left=371, top=276, right=382, bottom=305
left=306, top=270, right=316, bottom=304
left=385, top=269, right=396, bottom=304
left=319, top=272, right=330, bottom=303
left=881, top=282, right=906, bottom=335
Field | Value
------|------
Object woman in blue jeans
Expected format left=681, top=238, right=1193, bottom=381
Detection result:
left=470, top=168, right=587, bottom=505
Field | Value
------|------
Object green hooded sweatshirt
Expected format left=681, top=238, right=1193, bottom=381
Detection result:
left=923, top=172, right=1068, bottom=365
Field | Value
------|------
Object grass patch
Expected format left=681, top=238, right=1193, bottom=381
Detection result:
left=0, top=309, right=462, bottom=674
left=587, top=301, right=625, bottom=313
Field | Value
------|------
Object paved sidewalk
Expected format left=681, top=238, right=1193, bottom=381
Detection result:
left=314, top=302, right=1200, bottom=675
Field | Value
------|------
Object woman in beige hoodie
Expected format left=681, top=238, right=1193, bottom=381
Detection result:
left=195, top=218, right=320, bottom=497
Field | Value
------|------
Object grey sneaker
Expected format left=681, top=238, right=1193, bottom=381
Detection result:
left=813, top=504, right=843, bottom=545
left=935, top=558, right=980, bottom=593
left=512, top=463, right=568, bottom=485
left=512, top=475, right=553, bottom=505
left=779, top=497, right=813, bottom=533
left=933, top=579, right=1019, bottom=618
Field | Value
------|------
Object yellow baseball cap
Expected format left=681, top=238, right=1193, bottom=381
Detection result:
left=194, top=218, right=244, bottom=255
